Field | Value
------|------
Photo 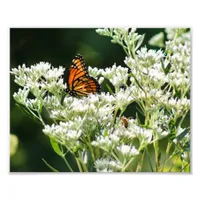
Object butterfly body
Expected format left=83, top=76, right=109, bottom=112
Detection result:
left=64, top=54, right=100, bottom=97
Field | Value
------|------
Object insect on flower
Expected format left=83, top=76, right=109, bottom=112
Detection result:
left=64, top=54, right=101, bottom=96
left=121, top=117, right=129, bottom=128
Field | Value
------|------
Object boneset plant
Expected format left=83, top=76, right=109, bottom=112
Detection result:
left=11, top=28, right=190, bottom=172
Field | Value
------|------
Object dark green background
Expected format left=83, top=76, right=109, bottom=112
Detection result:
left=10, top=28, right=165, bottom=172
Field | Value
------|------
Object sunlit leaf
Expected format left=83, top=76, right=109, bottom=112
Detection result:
left=50, top=137, right=63, bottom=157
left=135, top=34, right=145, bottom=51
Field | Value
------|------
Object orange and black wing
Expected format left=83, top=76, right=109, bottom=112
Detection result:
left=72, top=75, right=101, bottom=96
left=65, top=54, right=100, bottom=96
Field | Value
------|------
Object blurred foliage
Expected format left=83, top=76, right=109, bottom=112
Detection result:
left=10, top=28, right=189, bottom=172
left=10, top=134, right=19, bottom=157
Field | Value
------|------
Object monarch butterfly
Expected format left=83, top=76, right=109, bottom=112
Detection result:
left=64, top=54, right=101, bottom=96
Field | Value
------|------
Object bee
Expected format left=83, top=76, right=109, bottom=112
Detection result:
left=121, top=117, right=129, bottom=128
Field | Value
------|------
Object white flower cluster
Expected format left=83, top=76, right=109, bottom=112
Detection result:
left=96, top=28, right=145, bottom=56
left=11, top=62, right=65, bottom=99
left=165, top=28, right=189, bottom=42
left=43, top=120, right=82, bottom=152
left=125, top=48, right=167, bottom=90
left=117, top=144, right=139, bottom=158
left=166, top=40, right=190, bottom=91
left=100, top=64, right=129, bottom=89
left=94, top=158, right=122, bottom=172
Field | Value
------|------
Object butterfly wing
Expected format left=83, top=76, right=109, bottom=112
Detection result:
left=65, top=54, right=87, bottom=91
left=73, top=76, right=101, bottom=96
left=65, top=54, right=100, bottom=96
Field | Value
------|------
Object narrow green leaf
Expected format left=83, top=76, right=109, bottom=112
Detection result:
left=50, top=137, right=63, bottom=157
left=135, top=34, right=146, bottom=51
left=106, top=84, right=114, bottom=95
left=42, top=158, right=59, bottom=172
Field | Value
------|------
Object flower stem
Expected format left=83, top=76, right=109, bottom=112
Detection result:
left=153, top=140, right=160, bottom=172
left=161, top=141, right=172, bottom=172
left=136, top=150, right=145, bottom=172
left=75, top=157, right=88, bottom=172
left=121, top=157, right=134, bottom=172
left=62, top=156, right=73, bottom=172
left=76, top=159, right=83, bottom=172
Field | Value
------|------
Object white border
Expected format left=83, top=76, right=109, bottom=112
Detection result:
left=1, top=0, right=199, bottom=200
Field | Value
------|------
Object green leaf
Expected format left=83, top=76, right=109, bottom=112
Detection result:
left=50, top=137, right=63, bottom=157
left=135, top=34, right=145, bottom=51
left=42, top=158, right=59, bottom=172
left=148, top=32, right=165, bottom=48
left=106, top=84, right=114, bottom=95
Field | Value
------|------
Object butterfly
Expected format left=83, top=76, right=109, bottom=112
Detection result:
left=64, top=54, right=101, bottom=96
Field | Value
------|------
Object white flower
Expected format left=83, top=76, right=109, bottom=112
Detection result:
left=165, top=97, right=190, bottom=113
left=100, top=64, right=129, bottom=88
left=117, top=145, right=139, bottom=158
left=155, top=127, right=170, bottom=140
left=91, top=134, right=118, bottom=151
left=44, top=66, right=65, bottom=80
left=115, top=87, right=135, bottom=109
left=43, top=120, right=83, bottom=143
left=94, top=158, right=122, bottom=172
left=136, top=47, right=164, bottom=65
left=13, top=88, right=29, bottom=105
left=88, top=66, right=102, bottom=77
left=136, top=128, right=153, bottom=146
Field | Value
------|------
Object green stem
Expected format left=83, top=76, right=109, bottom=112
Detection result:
left=181, top=162, right=190, bottom=172
left=76, top=157, right=88, bottom=172
left=136, top=150, right=145, bottom=172
left=75, top=157, right=83, bottom=172
left=111, top=151, right=120, bottom=162
left=121, top=157, right=134, bottom=172
left=178, top=111, right=187, bottom=128
left=86, top=140, right=96, bottom=161
left=38, top=112, right=46, bottom=126
left=117, top=41, right=129, bottom=56
left=27, top=107, right=42, bottom=124
left=161, top=141, right=172, bottom=172
left=111, top=107, right=119, bottom=127
left=62, top=156, right=73, bottom=172
left=153, top=140, right=159, bottom=172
